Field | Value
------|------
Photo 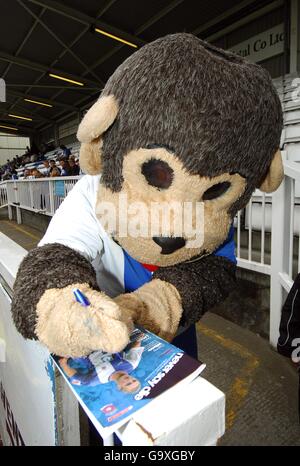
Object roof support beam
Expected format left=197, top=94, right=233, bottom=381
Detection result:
left=135, top=0, right=185, bottom=34
left=0, top=107, right=54, bottom=124
left=0, top=51, right=103, bottom=88
left=77, top=0, right=185, bottom=76
left=27, top=0, right=118, bottom=101
left=0, top=119, right=36, bottom=134
left=34, top=0, right=184, bottom=130
left=36, top=90, right=99, bottom=132
left=38, top=0, right=186, bottom=129
left=192, top=0, right=266, bottom=36
left=2, top=7, right=46, bottom=80
left=27, top=0, right=146, bottom=47
left=198, top=0, right=284, bottom=42
left=7, top=84, right=99, bottom=90
left=289, top=0, right=299, bottom=73
left=49, top=0, right=185, bottom=106
left=7, top=89, right=79, bottom=111
left=18, top=0, right=103, bottom=85
left=5, top=2, right=114, bottom=118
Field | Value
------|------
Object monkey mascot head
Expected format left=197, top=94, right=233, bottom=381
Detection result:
left=77, top=33, right=283, bottom=268
left=11, top=33, right=284, bottom=358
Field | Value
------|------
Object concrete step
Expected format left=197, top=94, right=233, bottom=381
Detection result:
left=198, top=313, right=300, bottom=446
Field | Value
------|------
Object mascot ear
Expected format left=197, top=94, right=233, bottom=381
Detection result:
left=259, top=150, right=284, bottom=193
left=77, top=95, right=118, bottom=175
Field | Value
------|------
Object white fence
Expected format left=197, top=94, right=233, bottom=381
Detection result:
left=0, top=182, right=8, bottom=208
left=0, top=176, right=80, bottom=223
left=0, top=164, right=300, bottom=348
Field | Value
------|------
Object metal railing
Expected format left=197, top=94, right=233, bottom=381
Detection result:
left=1, top=166, right=300, bottom=348
left=269, top=160, right=300, bottom=346
left=0, top=177, right=80, bottom=222
left=235, top=158, right=300, bottom=346
left=236, top=191, right=272, bottom=277
left=0, top=182, right=8, bottom=209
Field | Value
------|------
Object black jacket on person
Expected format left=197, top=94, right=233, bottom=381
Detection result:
left=278, top=274, right=300, bottom=359
left=277, top=273, right=300, bottom=420
left=69, top=165, right=80, bottom=176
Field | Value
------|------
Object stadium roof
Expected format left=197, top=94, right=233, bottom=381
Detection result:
left=0, top=0, right=281, bottom=136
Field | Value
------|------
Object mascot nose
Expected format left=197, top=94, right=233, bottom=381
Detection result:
left=153, top=237, right=186, bottom=254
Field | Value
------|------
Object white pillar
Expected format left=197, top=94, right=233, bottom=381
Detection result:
left=8, top=205, right=12, bottom=220
left=16, top=206, right=22, bottom=225
left=290, top=0, right=299, bottom=74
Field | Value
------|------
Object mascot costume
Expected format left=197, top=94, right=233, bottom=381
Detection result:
left=11, top=33, right=283, bottom=358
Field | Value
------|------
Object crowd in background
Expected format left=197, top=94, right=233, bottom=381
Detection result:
left=0, top=142, right=80, bottom=181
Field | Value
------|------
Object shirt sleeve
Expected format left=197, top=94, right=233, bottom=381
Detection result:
left=39, top=175, right=103, bottom=262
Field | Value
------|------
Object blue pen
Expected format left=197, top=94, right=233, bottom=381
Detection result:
left=73, top=288, right=90, bottom=307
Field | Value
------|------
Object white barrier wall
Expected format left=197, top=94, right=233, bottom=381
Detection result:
left=0, top=232, right=225, bottom=446
left=0, top=233, right=57, bottom=446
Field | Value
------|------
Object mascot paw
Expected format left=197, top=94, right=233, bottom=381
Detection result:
left=35, top=283, right=133, bottom=357
left=114, top=279, right=183, bottom=342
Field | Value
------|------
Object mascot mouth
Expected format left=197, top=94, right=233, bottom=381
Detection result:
left=152, top=236, right=186, bottom=254
left=112, top=235, right=186, bottom=255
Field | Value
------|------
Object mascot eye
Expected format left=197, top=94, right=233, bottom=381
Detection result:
left=141, top=159, right=174, bottom=189
left=203, top=181, right=231, bottom=200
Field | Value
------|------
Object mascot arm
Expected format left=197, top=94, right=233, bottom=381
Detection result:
left=11, top=176, right=132, bottom=357
left=12, top=243, right=132, bottom=357
left=153, top=255, right=236, bottom=327
left=114, top=255, right=235, bottom=341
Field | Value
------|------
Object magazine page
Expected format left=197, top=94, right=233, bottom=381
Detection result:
left=53, top=327, right=205, bottom=436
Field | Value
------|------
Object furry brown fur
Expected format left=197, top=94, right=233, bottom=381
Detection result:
left=115, top=279, right=182, bottom=341
left=154, top=254, right=236, bottom=326
left=77, top=95, right=118, bottom=143
left=96, top=147, right=246, bottom=267
left=79, top=138, right=102, bottom=175
left=36, top=283, right=132, bottom=357
left=12, top=243, right=98, bottom=339
left=259, top=149, right=283, bottom=193
left=99, top=33, right=282, bottom=211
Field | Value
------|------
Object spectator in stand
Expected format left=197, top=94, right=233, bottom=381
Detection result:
left=38, top=151, right=45, bottom=162
left=11, top=168, right=18, bottom=180
left=49, top=160, right=59, bottom=175
left=60, top=144, right=71, bottom=158
left=2, top=169, right=12, bottom=181
left=43, top=160, right=51, bottom=177
left=40, top=143, right=48, bottom=155
left=68, top=158, right=80, bottom=176
left=31, top=168, right=44, bottom=178
left=59, top=159, right=71, bottom=176
left=24, top=169, right=32, bottom=179
left=50, top=167, right=61, bottom=177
